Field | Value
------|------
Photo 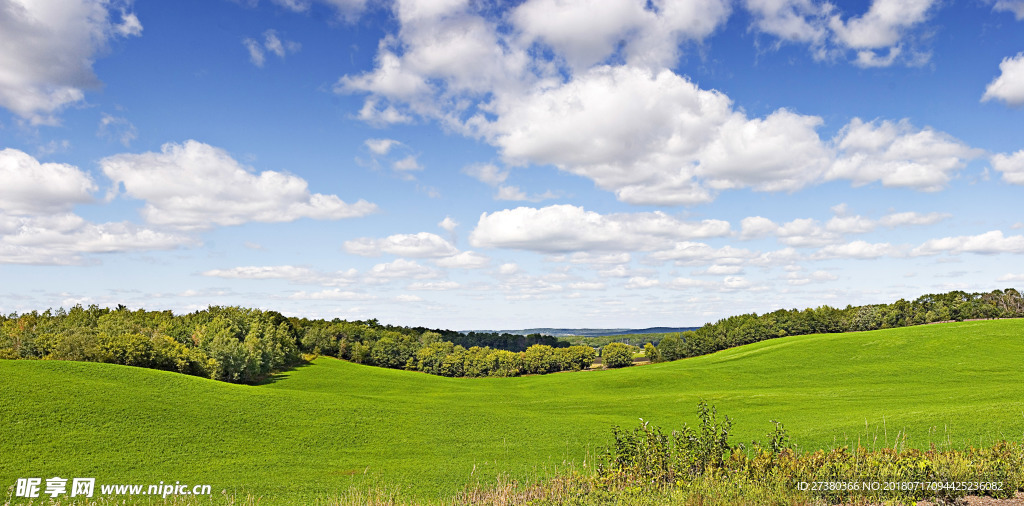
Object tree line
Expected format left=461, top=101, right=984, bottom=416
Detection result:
left=0, top=305, right=595, bottom=383
left=2, top=288, right=1019, bottom=383
left=649, top=288, right=1024, bottom=363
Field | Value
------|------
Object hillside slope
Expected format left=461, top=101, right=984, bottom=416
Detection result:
left=2, top=320, right=1022, bottom=501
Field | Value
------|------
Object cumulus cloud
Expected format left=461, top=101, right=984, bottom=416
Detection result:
left=365, top=258, right=439, bottom=280
left=913, top=231, right=1024, bottom=256
left=438, top=216, right=458, bottom=232
left=992, top=150, right=1024, bottom=184
left=813, top=241, right=901, bottom=259
left=470, top=205, right=730, bottom=253
left=0, top=148, right=191, bottom=264
left=512, top=0, right=731, bottom=70
left=828, top=118, right=981, bottom=191
left=625, top=276, right=660, bottom=288
left=0, top=148, right=97, bottom=215
left=100, top=140, right=377, bottom=229
left=983, top=53, right=1024, bottom=107
left=336, top=1, right=981, bottom=206
left=434, top=250, right=490, bottom=269
left=744, top=0, right=829, bottom=46
left=0, top=0, right=142, bottom=124
left=344, top=232, right=458, bottom=258
left=0, top=214, right=189, bottom=265
left=746, top=0, right=937, bottom=67
left=392, top=155, right=422, bottom=171
left=648, top=241, right=756, bottom=263
left=742, top=209, right=949, bottom=246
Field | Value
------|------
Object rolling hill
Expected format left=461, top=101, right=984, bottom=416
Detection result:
left=2, top=319, right=1023, bottom=503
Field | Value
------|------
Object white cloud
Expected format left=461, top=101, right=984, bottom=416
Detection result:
left=568, top=281, right=606, bottom=290
left=100, top=140, right=377, bottom=229
left=997, top=273, right=1024, bottom=282
left=470, top=204, right=730, bottom=253
left=0, top=148, right=190, bottom=265
left=828, top=0, right=934, bottom=49
left=913, top=231, right=1024, bottom=256
left=649, top=241, right=756, bottom=263
left=696, top=109, right=831, bottom=192
left=394, top=294, right=423, bottom=302
left=982, top=53, right=1024, bottom=107
left=202, top=265, right=316, bottom=280
left=511, top=0, right=730, bottom=71
left=625, top=276, right=660, bottom=288
left=392, top=155, right=422, bottom=171
left=201, top=265, right=359, bottom=285
left=0, top=213, right=188, bottom=265
left=0, top=0, right=142, bottom=124
left=744, top=0, right=829, bottom=46
left=289, top=289, right=374, bottom=301
left=0, top=148, right=97, bottom=215
left=992, top=150, right=1024, bottom=184
left=567, top=252, right=631, bottom=265
left=270, top=0, right=367, bottom=20
left=339, top=2, right=980, bottom=206
left=877, top=211, right=949, bottom=227
left=493, top=185, right=558, bottom=202
left=97, top=114, right=138, bottom=147
left=463, top=163, right=508, bottom=186
left=701, top=264, right=744, bottom=275
left=365, top=258, right=439, bottom=280
left=739, top=216, right=779, bottom=240
left=787, top=269, right=838, bottom=285
left=407, top=280, right=460, bottom=290
left=745, top=0, right=937, bottom=67
left=366, top=138, right=400, bottom=155
left=438, top=216, right=458, bottom=232
left=828, top=118, right=980, bottom=191
left=344, top=232, right=458, bottom=258
left=993, top=0, right=1024, bottom=20
left=243, top=38, right=266, bottom=67
left=825, top=215, right=875, bottom=234
left=498, top=262, right=519, bottom=275
left=434, top=251, right=490, bottom=269
left=814, top=240, right=901, bottom=259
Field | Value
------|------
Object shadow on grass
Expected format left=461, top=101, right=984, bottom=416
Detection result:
left=254, top=359, right=315, bottom=386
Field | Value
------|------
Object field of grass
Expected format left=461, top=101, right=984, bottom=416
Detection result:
left=3, top=320, right=1023, bottom=503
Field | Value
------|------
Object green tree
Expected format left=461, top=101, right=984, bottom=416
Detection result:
left=643, top=342, right=661, bottom=363
left=602, top=342, right=634, bottom=368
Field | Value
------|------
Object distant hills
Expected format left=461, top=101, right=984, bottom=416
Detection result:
left=460, top=327, right=698, bottom=338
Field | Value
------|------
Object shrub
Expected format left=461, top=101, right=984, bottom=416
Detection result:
left=601, top=343, right=634, bottom=368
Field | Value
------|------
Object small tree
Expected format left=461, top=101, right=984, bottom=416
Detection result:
left=602, top=342, right=634, bottom=368
left=643, top=342, right=661, bottom=363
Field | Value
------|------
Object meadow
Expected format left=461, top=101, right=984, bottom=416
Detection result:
left=2, top=319, right=1023, bottom=504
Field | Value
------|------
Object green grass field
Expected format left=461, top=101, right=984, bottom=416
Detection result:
left=3, top=320, right=1023, bottom=503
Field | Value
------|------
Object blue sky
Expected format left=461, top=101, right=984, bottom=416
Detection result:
left=1, top=0, right=1023, bottom=329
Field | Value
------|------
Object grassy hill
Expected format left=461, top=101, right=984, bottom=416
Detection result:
left=2, top=319, right=1023, bottom=503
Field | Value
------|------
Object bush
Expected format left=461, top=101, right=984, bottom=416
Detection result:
left=602, top=343, right=634, bottom=368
